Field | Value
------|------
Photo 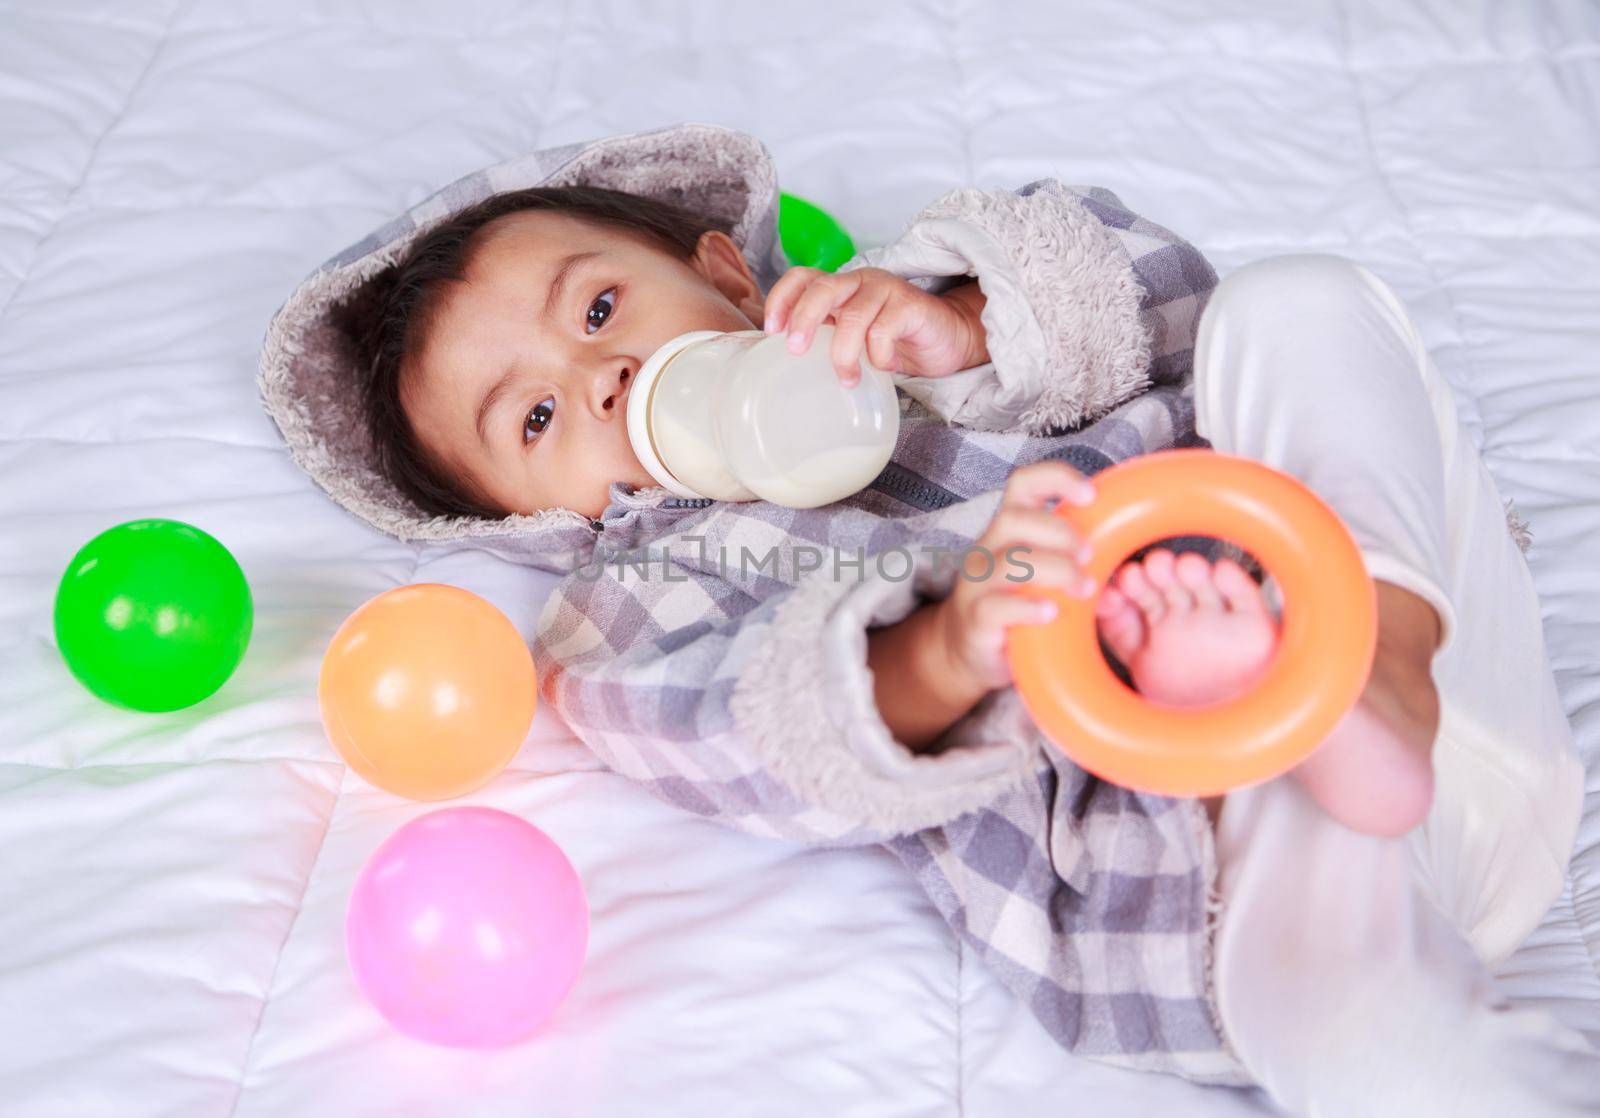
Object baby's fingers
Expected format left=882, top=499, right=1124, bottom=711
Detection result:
left=828, top=290, right=892, bottom=386
left=984, top=587, right=1063, bottom=628
left=1005, top=547, right=1098, bottom=599
left=762, top=267, right=825, bottom=334
left=982, top=505, right=1091, bottom=565
left=865, top=322, right=903, bottom=374
left=1003, top=460, right=1096, bottom=509
left=784, top=272, right=865, bottom=357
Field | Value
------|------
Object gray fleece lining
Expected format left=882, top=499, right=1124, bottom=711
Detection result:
left=726, top=552, right=1041, bottom=837
left=846, top=183, right=1152, bottom=438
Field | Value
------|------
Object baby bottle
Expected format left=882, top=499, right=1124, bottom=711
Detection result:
left=626, top=324, right=900, bottom=509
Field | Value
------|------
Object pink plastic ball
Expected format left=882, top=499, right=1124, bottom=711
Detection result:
left=346, top=807, right=589, bottom=1047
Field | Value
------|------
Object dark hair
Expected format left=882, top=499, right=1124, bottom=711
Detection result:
left=328, top=185, right=737, bottom=519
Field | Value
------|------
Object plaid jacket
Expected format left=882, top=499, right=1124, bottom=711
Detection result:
left=258, top=123, right=1252, bottom=1086
left=530, top=185, right=1250, bottom=1084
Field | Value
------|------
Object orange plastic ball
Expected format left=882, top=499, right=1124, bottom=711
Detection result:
left=1006, top=449, right=1377, bottom=797
left=319, top=584, right=538, bottom=801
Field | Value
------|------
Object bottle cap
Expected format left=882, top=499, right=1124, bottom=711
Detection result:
left=626, top=330, right=725, bottom=499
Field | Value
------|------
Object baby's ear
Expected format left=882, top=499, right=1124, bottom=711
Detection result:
left=694, top=230, right=762, bottom=318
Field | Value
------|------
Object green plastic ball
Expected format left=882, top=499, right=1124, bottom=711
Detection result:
left=778, top=191, right=857, bottom=273
left=53, top=518, right=253, bottom=712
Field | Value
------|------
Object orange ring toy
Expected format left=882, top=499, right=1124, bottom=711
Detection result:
left=1006, top=448, right=1377, bottom=797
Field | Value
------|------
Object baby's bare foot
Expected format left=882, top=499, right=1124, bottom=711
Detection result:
left=1094, top=549, right=1277, bottom=708
left=1094, top=551, right=1441, bottom=837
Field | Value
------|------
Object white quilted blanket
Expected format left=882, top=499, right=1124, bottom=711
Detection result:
left=1, top=2, right=1596, bottom=1115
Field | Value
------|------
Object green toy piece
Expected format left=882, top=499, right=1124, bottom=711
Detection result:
left=53, top=518, right=253, bottom=712
left=778, top=191, right=857, bottom=273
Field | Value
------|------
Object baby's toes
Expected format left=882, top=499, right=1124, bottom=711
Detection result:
left=1140, top=549, right=1195, bottom=614
left=1174, top=552, right=1223, bottom=610
left=1213, top=557, right=1268, bottom=614
left=1094, top=586, right=1146, bottom=666
left=1114, top=561, right=1167, bottom=626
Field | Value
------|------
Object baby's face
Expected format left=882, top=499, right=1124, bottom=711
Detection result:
left=402, top=210, right=768, bottom=519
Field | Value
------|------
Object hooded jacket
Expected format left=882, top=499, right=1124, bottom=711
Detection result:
left=259, top=120, right=1435, bottom=1085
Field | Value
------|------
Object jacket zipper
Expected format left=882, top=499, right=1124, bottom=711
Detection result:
left=868, top=462, right=960, bottom=510
left=592, top=495, right=714, bottom=532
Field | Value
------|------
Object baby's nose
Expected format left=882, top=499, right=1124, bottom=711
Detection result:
left=603, top=367, right=632, bottom=411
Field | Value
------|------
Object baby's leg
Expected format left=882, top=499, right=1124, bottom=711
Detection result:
left=1191, top=254, right=1593, bottom=1108
left=1193, top=252, right=1584, bottom=961
left=1212, top=776, right=1599, bottom=1116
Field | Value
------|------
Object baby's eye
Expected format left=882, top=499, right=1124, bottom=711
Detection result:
left=523, top=397, right=554, bottom=445
left=586, top=288, right=617, bottom=334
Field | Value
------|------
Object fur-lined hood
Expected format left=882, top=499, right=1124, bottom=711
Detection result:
left=257, top=122, right=790, bottom=572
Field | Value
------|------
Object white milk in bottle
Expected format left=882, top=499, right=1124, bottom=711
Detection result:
left=627, top=324, right=899, bottom=508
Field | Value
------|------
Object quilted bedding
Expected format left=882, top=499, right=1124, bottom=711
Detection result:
left=1, top=1, right=1596, bottom=1114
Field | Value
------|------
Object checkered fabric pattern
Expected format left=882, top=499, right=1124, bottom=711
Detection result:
left=531, top=183, right=1259, bottom=1087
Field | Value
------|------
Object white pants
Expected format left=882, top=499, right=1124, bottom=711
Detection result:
left=1193, top=255, right=1595, bottom=1116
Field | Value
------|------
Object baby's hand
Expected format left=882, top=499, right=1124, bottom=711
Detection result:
left=930, top=461, right=1098, bottom=694
left=762, top=266, right=985, bottom=387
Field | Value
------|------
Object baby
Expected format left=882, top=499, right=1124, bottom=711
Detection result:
left=356, top=185, right=1442, bottom=841
left=302, top=155, right=1598, bottom=1108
